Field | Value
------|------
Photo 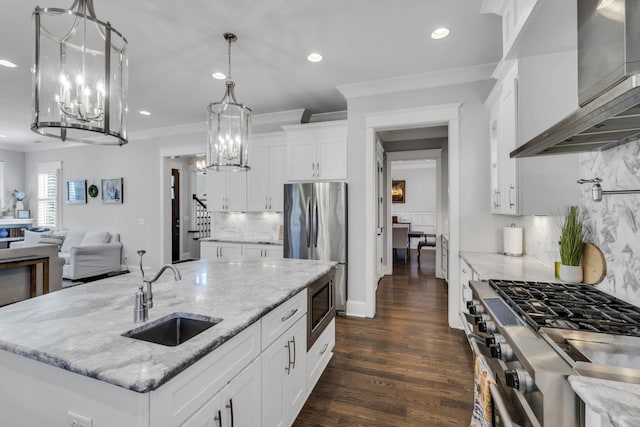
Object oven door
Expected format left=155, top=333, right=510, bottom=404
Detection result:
left=467, top=333, right=542, bottom=427
left=307, top=269, right=336, bottom=350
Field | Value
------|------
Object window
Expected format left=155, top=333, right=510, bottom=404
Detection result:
left=37, top=161, right=62, bottom=228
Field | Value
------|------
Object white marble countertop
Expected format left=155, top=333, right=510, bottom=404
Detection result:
left=460, top=251, right=558, bottom=282
left=569, top=376, right=640, bottom=427
left=0, top=258, right=334, bottom=393
left=200, top=237, right=283, bottom=246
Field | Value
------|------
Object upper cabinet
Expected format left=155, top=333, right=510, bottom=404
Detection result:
left=247, top=132, right=287, bottom=212
left=284, top=121, right=348, bottom=181
left=487, top=52, right=581, bottom=215
left=208, top=171, right=247, bottom=212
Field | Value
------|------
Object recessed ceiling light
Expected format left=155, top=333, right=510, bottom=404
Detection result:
left=139, top=110, right=151, bottom=116
left=0, top=59, right=17, bottom=68
left=212, top=72, right=226, bottom=80
left=431, top=27, right=450, bottom=40
left=307, top=53, right=323, bottom=63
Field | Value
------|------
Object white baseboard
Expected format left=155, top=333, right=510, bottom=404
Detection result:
left=346, top=300, right=371, bottom=318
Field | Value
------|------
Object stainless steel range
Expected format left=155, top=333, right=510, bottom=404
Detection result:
left=463, top=279, right=640, bottom=427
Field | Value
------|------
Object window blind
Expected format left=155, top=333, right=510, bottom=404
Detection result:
left=37, top=161, right=61, bottom=228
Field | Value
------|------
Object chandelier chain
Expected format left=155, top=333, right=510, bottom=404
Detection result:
left=227, top=37, right=232, bottom=80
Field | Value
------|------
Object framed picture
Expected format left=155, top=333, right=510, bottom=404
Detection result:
left=66, top=179, right=87, bottom=204
left=17, top=210, right=30, bottom=219
left=392, top=180, right=406, bottom=203
left=101, top=178, right=123, bottom=204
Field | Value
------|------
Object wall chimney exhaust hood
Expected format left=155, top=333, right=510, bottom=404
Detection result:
left=511, top=0, right=640, bottom=158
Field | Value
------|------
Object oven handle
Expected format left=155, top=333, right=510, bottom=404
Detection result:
left=512, top=386, right=542, bottom=427
left=489, top=383, right=521, bottom=427
left=468, top=334, right=492, bottom=359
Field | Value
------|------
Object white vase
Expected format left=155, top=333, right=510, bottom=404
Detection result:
left=559, top=264, right=582, bottom=283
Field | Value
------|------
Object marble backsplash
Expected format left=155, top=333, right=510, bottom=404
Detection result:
left=212, top=212, right=283, bottom=241
left=578, top=141, right=640, bottom=306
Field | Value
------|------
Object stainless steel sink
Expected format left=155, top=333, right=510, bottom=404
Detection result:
left=122, top=313, right=222, bottom=346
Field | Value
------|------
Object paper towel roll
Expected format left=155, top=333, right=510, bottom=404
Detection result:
left=503, top=226, right=523, bottom=256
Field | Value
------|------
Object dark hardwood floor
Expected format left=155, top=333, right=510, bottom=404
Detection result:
left=294, top=249, right=475, bottom=426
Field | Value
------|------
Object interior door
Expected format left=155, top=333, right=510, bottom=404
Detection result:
left=171, top=168, right=180, bottom=262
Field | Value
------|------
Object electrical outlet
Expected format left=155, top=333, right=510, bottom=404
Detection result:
left=67, top=410, right=93, bottom=427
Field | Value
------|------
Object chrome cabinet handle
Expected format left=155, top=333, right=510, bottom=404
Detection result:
left=316, top=162, right=320, bottom=177
left=285, top=340, right=292, bottom=374
left=281, top=308, right=298, bottom=322
left=509, top=185, right=515, bottom=209
left=291, top=336, right=296, bottom=370
left=320, top=342, right=329, bottom=355
left=226, top=399, right=234, bottom=427
left=213, top=409, right=222, bottom=427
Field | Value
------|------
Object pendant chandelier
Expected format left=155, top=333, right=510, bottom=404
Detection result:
left=206, top=33, right=251, bottom=171
left=32, top=0, right=128, bottom=145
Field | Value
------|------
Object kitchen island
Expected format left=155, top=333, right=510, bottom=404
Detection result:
left=0, top=257, right=336, bottom=426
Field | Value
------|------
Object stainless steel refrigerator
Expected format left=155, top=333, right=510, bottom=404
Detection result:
left=284, top=182, right=347, bottom=313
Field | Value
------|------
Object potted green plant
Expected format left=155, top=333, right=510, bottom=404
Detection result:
left=559, top=205, right=586, bottom=283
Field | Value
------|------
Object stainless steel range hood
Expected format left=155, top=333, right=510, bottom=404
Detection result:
left=512, top=0, right=640, bottom=157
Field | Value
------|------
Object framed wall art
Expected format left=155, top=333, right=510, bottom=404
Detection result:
left=66, top=179, right=87, bottom=204
left=392, top=180, right=406, bottom=203
left=101, top=178, right=123, bottom=204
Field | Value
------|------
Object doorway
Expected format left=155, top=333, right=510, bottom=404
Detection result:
left=363, top=104, right=460, bottom=329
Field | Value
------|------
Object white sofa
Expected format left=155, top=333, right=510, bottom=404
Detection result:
left=11, top=230, right=123, bottom=281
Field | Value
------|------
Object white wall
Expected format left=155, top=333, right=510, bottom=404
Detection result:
left=0, top=149, right=25, bottom=213
left=24, top=129, right=206, bottom=269
left=345, top=80, right=520, bottom=316
left=391, top=166, right=436, bottom=213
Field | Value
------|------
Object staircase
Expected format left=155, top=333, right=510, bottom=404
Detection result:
left=188, top=195, right=211, bottom=240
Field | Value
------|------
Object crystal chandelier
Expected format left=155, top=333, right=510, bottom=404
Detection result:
left=206, top=33, right=251, bottom=171
left=32, top=0, right=128, bottom=145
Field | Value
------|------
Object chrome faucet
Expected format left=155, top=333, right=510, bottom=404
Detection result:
left=137, top=250, right=182, bottom=309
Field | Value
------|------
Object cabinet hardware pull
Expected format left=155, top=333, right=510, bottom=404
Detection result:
left=291, top=336, right=296, bottom=370
left=285, top=340, right=292, bottom=374
left=214, top=409, right=222, bottom=427
left=281, top=308, right=298, bottom=322
left=316, top=162, right=320, bottom=177
left=509, top=185, right=515, bottom=209
left=226, top=399, right=234, bottom=427
left=320, top=342, right=329, bottom=355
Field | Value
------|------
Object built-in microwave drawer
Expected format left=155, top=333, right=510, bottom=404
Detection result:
left=307, top=318, right=335, bottom=392
left=261, top=290, right=307, bottom=351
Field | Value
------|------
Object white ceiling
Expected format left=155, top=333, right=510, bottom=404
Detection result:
left=0, top=0, right=502, bottom=150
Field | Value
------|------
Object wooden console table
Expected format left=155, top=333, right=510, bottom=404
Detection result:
left=0, top=255, right=50, bottom=298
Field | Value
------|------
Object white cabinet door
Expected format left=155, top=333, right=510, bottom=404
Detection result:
left=247, top=146, right=270, bottom=212
left=207, top=172, right=246, bottom=212
left=261, top=315, right=307, bottom=427
left=208, top=173, right=228, bottom=212
left=182, top=391, right=222, bottom=427
left=220, top=359, right=261, bottom=427
left=288, top=138, right=316, bottom=181
left=226, top=172, right=247, bottom=212
left=285, top=121, right=348, bottom=182
left=219, top=243, right=242, bottom=258
left=499, top=73, right=518, bottom=215
left=247, top=144, right=286, bottom=212
left=268, top=145, right=287, bottom=212
left=459, top=257, right=474, bottom=313
left=200, top=242, right=218, bottom=261
left=317, top=136, right=347, bottom=180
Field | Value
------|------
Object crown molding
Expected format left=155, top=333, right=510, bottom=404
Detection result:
left=337, top=63, right=497, bottom=100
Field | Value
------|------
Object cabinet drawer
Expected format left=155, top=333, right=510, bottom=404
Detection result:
left=261, top=290, right=307, bottom=350
left=306, top=318, right=335, bottom=394
left=150, top=322, right=260, bottom=427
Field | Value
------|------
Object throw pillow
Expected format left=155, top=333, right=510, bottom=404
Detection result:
left=22, top=230, right=45, bottom=247
left=80, top=231, right=111, bottom=246
left=60, top=231, right=86, bottom=253
left=38, top=233, right=65, bottom=249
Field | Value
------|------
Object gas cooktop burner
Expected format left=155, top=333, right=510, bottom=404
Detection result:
left=488, top=279, right=640, bottom=337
